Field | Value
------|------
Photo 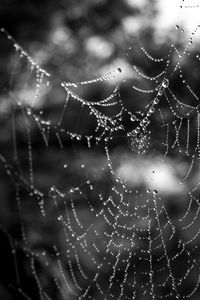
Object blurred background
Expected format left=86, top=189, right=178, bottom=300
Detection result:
left=1, top=0, right=200, bottom=299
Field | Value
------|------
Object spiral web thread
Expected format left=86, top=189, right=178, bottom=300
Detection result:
left=1, top=13, right=200, bottom=300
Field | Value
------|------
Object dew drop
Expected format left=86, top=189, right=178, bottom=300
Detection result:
left=149, top=107, right=155, bottom=114
left=162, top=78, right=169, bottom=88
left=26, top=108, right=32, bottom=115
left=154, top=98, right=159, bottom=105
left=14, top=43, right=20, bottom=51
left=153, top=189, right=158, bottom=195
left=135, top=127, right=140, bottom=134
left=57, top=215, right=63, bottom=221
left=131, top=115, right=136, bottom=122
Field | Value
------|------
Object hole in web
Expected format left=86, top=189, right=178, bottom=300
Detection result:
left=1, top=15, right=200, bottom=300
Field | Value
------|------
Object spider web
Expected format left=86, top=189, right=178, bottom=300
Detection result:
left=1, top=10, right=200, bottom=300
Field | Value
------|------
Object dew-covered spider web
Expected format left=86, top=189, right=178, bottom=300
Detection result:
left=2, top=5, right=200, bottom=300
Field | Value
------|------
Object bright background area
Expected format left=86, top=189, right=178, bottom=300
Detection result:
left=158, top=0, right=200, bottom=32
